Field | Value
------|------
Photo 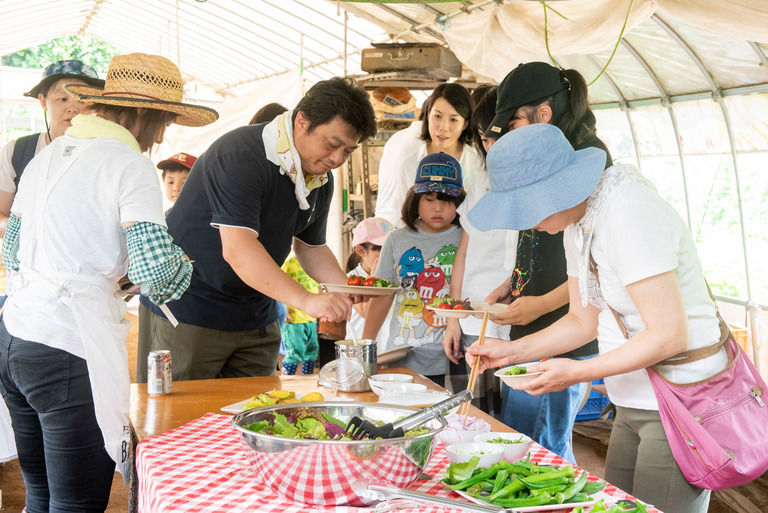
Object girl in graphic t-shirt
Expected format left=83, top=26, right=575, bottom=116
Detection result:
left=363, top=153, right=465, bottom=387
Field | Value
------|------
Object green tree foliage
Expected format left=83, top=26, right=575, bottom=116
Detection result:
left=1, top=35, right=118, bottom=72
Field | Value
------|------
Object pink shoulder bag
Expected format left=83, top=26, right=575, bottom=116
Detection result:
left=591, top=256, right=768, bottom=490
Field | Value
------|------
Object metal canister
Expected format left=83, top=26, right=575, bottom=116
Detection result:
left=147, top=350, right=172, bottom=395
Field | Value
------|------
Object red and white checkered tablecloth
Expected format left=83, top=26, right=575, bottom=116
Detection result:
left=137, top=413, right=656, bottom=513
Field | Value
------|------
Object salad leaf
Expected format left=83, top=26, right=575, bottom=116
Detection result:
left=272, top=412, right=292, bottom=434
left=451, top=456, right=480, bottom=483
left=321, top=412, right=347, bottom=428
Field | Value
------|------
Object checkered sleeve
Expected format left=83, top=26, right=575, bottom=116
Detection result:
left=1, top=213, right=21, bottom=272
left=124, top=222, right=192, bottom=306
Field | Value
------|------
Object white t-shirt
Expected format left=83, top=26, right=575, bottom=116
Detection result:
left=456, top=169, right=517, bottom=339
left=346, top=264, right=391, bottom=351
left=564, top=180, right=726, bottom=410
left=374, top=121, right=484, bottom=227
left=0, top=133, right=47, bottom=193
left=4, top=135, right=166, bottom=358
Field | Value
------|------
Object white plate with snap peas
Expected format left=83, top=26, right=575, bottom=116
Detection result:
left=495, top=363, right=543, bottom=386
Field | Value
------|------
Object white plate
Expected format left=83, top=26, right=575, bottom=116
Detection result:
left=320, top=283, right=397, bottom=296
left=425, top=301, right=507, bottom=319
left=377, top=390, right=453, bottom=409
left=495, top=363, right=544, bottom=385
left=377, top=346, right=411, bottom=365
left=220, top=394, right=355, bottom=414
left=452, top=487, right=616, bottom=512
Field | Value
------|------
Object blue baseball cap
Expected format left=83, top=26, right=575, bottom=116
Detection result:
left=413, top=152, right=463, bottom=197
left=468, top=124, right=606, bottom=231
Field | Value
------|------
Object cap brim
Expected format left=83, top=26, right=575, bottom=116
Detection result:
left=468, top=147, right=607, bottom=231
left=484, top=108, right=514, bottom=137
left=413, top=182, right=462, bottom=197
left=24, top=75, right=105, bottom=98
left=65, top=84, right=219, bottom=127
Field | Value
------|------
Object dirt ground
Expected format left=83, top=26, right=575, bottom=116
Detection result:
left=1, top=311, right=765, bottom=512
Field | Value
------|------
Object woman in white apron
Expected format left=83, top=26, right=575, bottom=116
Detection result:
left=0, top=53, right=217, bottom=513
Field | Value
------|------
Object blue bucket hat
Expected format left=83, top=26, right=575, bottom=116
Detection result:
left=24, top=60, right=104, bottom=98
left=413, top=152, right=463, bottom=197
left=468, top=124, right=606, bottom=231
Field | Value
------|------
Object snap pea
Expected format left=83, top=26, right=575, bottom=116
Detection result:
left=581, top=480, right=607, bottom=495
left=493, top=493, right=552, bottom=508
left=529, top=484, right=567, bottom=496
left=520, top=475, right=569, bottom=489
left=444, top=463, right=500, bottom=490
left=523, top=465, right=574, bottom=483
left=555, top=471, right=588, bottom=503
left=491, top=469, right=509, bottom=495
left=564, top=493, right=592, bottom=503
left=488, top=474, right=526, bottom=501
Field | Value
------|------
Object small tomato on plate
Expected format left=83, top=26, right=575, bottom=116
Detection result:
left=347, top=275, right=363, bottom=286
left=363, top=277, right=377, bottom=287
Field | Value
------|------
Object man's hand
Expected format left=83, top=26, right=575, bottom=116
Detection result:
left=301, top=291, right=353, bottom=322
left=485, top=277, right=512, bottom=305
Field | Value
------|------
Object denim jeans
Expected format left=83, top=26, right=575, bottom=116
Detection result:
left=500, top=355, right=592, bottom=463
left=0, top=321, right=115, bottom=513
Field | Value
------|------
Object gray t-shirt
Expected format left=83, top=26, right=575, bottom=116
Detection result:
left=373, top=224, right=462, bottom=376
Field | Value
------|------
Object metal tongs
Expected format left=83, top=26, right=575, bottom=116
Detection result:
left=345, top=389, right=472, bottom=439
left=364, top=483, right=505, bottom=513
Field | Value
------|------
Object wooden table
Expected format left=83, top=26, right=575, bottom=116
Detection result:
left=130, top=367, right=512, bottom=440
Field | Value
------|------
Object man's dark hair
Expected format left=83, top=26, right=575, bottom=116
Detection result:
left=292, top=77, right=377, bottom=142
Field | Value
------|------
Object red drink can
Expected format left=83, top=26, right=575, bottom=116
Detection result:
left=148, top=350, right=172, bottom=395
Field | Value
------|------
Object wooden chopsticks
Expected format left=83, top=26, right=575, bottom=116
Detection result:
left=459, top=310, right=490, bottom=424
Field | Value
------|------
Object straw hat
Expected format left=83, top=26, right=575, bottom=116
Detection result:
left=65, top=53, right=218, bottom=127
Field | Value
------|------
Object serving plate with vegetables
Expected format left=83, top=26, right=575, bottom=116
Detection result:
left=321, top=277, right=398, bottom=296
left=426, top=299, right=507, bottom=319
left=495, top=363, right=544, bottom=385
left=441, top=455, right=636, bottom=511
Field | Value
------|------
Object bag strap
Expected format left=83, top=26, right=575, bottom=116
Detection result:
left=588, top=254, right=727, bottom=366
left=11, top=133, right=41, bottom=186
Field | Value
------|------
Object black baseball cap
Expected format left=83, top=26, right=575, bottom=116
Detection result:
left=485, top=62, right=567, bottom=136
left=24, top=60, right=104, bottom=98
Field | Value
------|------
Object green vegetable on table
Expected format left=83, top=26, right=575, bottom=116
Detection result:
left=485, top=436, right=527, bottom=444
left=441, top=454, right=613, bottom=508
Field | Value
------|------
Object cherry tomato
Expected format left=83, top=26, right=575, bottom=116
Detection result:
left=347, top=276, right=363, bottom=286
left=437, top=303, right=452, bottom=309
left=363, top=277, right=377, bottom=287
left=452, top=304, right=466, bottom=310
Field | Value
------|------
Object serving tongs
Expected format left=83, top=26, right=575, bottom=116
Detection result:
left=364, top=483, right=505, bottom=513
left=345, top=389, right=472, bottom=439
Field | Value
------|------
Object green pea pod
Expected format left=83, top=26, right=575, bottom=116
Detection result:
left=555, top=471, right=589, bottom=503
left=520, top=475, right=569, bottom=489
left=529, top=484, right=567, bottom=496
left=491, top=469, right=509, bottom=495
left=444, top=463, right=500, bottom=491
left=565, top=493, right=592, bottom=503
left=493, top=493, right=552, bottom=508
left=523, top=465, right=574, bottom=483
left=581, top=480, right=607, bottom=495
left=489, top=474, right=526, bottom=501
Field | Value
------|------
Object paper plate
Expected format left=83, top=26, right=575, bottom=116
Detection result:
left=320, top=283, right=397, bottom=296
left=221, top=394, right=354, bottom=414
left=425, top=301, right=507, bottom=319
left=494, top=363, right=543, bottom=386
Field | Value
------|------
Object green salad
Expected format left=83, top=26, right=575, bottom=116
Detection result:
left=504, top=366, right=528, bottom=376
left=486, top=436, right=527, bottom=444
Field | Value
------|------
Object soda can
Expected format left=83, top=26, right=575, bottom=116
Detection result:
left=148, top=350, right=172, bottom=395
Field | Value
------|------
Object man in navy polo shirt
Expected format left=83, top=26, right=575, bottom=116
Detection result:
left=137, top=77, right=377, bottom=382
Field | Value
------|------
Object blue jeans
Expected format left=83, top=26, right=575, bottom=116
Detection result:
left=500, top=355, right=592, bottom=463
left=0, top=321, right=115, bottom=513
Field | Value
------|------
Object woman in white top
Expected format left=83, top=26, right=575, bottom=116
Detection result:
left=374, top=83, right=483, bottom=227
left=467, top=124, right=726, bottom=513
left=0, top=53, right=217, bottom=512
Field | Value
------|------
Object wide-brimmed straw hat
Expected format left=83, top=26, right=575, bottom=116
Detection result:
left=468, top=123, right=606, bottom=231
left=65, top=53, right=218, bottom=127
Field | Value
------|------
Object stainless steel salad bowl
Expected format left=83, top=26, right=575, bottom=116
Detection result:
left=231, top=401, right=446, bottom=506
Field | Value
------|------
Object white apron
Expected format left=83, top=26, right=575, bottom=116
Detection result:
left=7, top=140, right=132, bottom=480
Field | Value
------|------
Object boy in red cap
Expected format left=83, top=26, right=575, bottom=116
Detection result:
left=157, top=152, right=197, bottom=214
